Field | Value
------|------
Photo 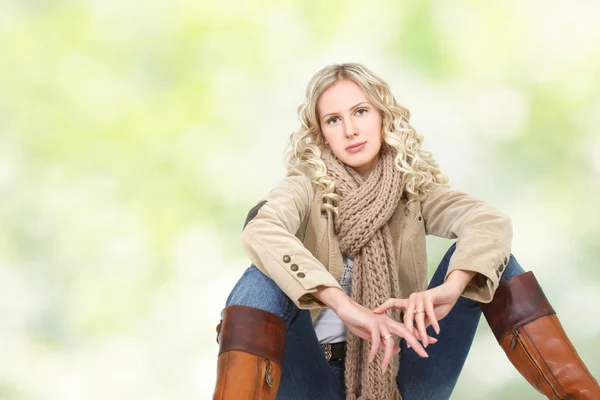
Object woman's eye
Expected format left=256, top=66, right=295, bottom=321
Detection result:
left=355, top=108, right=368, bottom=116
left=327, top=117, right=340, bottom=125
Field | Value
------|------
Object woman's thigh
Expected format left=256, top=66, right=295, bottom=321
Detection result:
left=499, top=254, right=526, bottom=283
left=397, top=245, right=527, bottom=399
left=226, top=265, right=296, bottom=321
left=397, top=243, right=482, bottom=400
left=225, top=265, right=345, bottom=400
left=279, top=309, right=345, bottom=400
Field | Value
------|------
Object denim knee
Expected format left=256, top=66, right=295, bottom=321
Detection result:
left=226, top=265, right=297, bottom=323
left=499, top=254, right=526, bottom=283
left=428, top=242, right=457, bottom=289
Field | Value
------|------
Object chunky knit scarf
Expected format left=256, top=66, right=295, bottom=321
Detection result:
left=322, top=145, right=404, bottom=400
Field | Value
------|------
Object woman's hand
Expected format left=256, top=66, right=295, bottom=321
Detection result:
left=313, top=286, right=434, bottom=372
left=335, top=297, right=435, bottom=371
left=374, top=282, right=462, bottom=348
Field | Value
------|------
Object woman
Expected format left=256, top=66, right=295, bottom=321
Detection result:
left=212, top=63, right=599, bottom=399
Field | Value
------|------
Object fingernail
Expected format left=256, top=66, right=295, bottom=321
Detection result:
left=407, top=344, right=411, bottom=348
left=424, top=342, right=428, bottom=348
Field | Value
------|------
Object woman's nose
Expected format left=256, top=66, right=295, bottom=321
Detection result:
left=344, top=120, right=358, bottom=138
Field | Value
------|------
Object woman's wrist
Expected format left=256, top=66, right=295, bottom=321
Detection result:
left=312, top=286, right=352, bottom=312
left=444, top=269, right=476, bottom=297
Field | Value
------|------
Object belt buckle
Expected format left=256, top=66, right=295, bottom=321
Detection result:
left=321, top=343, right=332, bottom=361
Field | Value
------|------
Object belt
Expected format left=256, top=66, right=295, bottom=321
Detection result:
left=320, top=342, right=346, bottom=362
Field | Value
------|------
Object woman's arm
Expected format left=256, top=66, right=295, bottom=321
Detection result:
left=421, top=183, right=513, bottom=303
left=241, top=167, right=343, bottom=309
left=445, top=269, right=477, bottom=294
left=374, top=186, right=510, bottom=345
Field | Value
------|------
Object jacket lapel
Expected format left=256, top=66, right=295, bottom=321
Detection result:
left=389, top=198, right=406, bottom=265
left=327, top=209, right=343, bottom=281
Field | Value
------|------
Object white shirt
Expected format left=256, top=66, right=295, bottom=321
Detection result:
left=313, top=256, right=354, bottom=344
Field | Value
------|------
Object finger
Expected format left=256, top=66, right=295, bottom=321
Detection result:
left=373, top=299, right=393, bottom=314
left=354, top=325, right=423, bottom=344
left=379, top=326, right=395, bottom=372
left=424, top=297, right=440, bottom=335
left=414, top=297, right=428, bottom=347
left=389, top=322, right=428, bottom=358
left=374, top=298, right=408, bottom=314
left=404, top=333, right=428, bottom=358
left=403, top=296, right=416, bottom=336
left=423, top=315, right=430, bottom=329
left=413, top=330, right=438, bottom=344
left=369, top=323, right=381, bottom=363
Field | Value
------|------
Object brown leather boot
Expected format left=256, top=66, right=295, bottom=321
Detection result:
left=481, top=271, right=600, bottom=399
left=213, top=305, right=286, bottom=400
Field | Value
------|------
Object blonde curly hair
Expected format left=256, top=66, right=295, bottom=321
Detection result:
left=285, top=63, right=449, bottom=213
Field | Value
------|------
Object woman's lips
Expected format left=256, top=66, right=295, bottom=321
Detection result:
left=346, top=141, right=366, bottom=154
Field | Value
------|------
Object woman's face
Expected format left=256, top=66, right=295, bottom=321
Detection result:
left=317, top=80, right=383, bottom=178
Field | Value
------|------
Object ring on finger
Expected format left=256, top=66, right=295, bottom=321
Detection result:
left=382, top=334, right=393, bottom=341
left=414, top=310, right=425, bottom=314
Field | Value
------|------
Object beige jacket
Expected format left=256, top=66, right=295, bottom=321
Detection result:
left=241, top=163, right=512, bottom=322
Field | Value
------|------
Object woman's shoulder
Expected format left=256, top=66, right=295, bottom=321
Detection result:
left=287, top=162, right=316, bottom=178
left=286, top=162, right=319, bottom=188
left=260, top=162, right=318, bottom=202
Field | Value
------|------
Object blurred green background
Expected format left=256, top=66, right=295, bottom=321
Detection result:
left=1, top=0, right=599, bottom=399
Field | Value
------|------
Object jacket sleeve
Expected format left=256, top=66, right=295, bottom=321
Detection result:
left=420, top=184, right=513, bottom=303
left=240, top=168, right=343, bottom=309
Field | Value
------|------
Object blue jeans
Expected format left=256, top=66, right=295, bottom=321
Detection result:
left=225, top=243, right=525, bottom=400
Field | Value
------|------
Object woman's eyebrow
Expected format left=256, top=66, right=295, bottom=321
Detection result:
left=321, top=102, right=370, bottom=121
